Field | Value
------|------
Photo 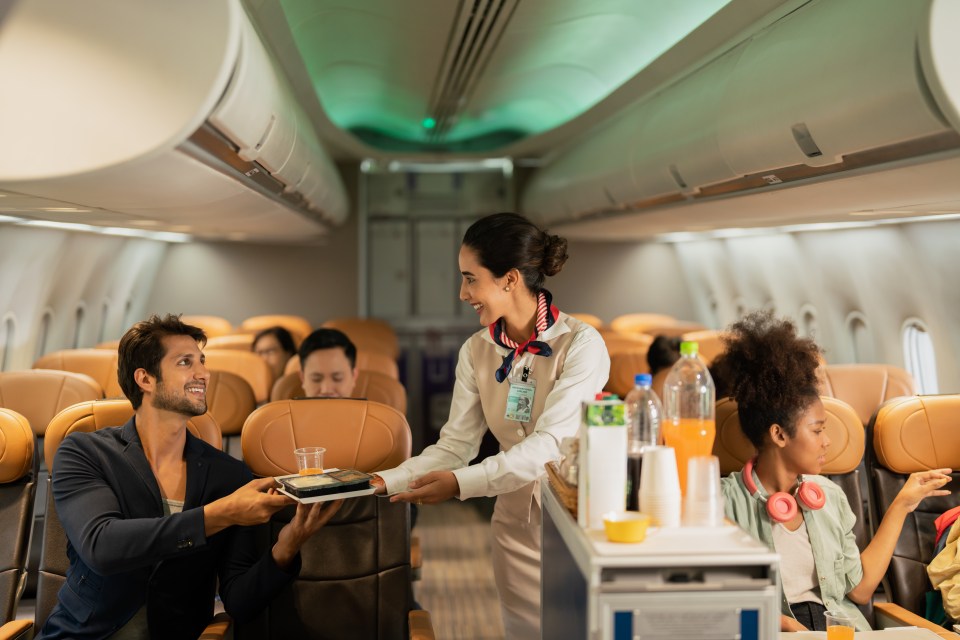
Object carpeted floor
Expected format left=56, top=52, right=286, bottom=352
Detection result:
left=414, top=499, right=505, bottom=639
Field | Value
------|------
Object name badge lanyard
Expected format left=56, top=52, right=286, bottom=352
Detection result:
left=505, top=360, right=536, bottom=423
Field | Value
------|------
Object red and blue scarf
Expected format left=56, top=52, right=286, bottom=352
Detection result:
left=489, top=289, right=560, bottom=383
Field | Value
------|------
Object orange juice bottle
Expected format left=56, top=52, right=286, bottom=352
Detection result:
left=662, top=341, right=716, bottom=496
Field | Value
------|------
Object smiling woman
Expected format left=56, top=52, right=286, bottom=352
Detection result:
left=371, top=212, right=610, bottom=638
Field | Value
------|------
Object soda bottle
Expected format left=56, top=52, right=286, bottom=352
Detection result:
left=624, top=373, right=661, bottom=510
left=662, top=341, right=716, bottom=496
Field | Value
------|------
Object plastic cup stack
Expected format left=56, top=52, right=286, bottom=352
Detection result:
left=638, top=446, right=682, bottom=527
left=683, top=455, right=724, bottom=527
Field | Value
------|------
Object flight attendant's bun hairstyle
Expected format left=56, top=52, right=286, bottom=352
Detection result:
left=713, top=310, right=822, bottom=449
left=462, top=212, right=568, bottom=293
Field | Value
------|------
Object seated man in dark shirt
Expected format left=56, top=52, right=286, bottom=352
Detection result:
left=37, top=314, right=341, bottom=640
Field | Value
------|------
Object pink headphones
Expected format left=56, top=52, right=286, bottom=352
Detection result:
left=742, top=458, right=826, bottom=522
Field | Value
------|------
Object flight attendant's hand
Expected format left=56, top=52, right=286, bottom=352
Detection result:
left=371, top=474, right=387, bottom=495
left=390, top=470, right=460, bottom=505
left=894, top=468, right=952, bottom=513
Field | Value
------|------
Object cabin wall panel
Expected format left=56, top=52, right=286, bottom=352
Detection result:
left=145, top=215, right=359, bottom=329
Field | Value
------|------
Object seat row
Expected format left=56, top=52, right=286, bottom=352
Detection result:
left=714, top=393, right=960, bottom=631
left=0, top=395, right=434, bottom=639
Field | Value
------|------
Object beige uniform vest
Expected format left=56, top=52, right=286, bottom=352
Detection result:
left=469, top=314, right=578, bottom=522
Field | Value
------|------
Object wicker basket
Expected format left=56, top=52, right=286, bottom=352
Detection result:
left=544, top=461, right=578, bottom=519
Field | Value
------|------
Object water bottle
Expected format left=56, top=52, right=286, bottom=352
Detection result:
left=662, top=341, right=716, bottom=496
left=624, top=374, right=662, bottom=511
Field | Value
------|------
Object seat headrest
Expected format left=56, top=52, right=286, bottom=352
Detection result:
left=240, top=315, right=313, bottom=345
left=45, top=399, right=222, bottom=471
left=205, top=333, right=256, bottom=351
left=680, top=330, right=728, bottom=365
left=713, top=396, right=864, bottom=475
left=872, top=395, right=960, bottom=473
left=0, top=369, right=103, bottom=435
left=606, top=350, right=650, bottom=398
left=321, top=318, right=400, bottom=359
left=284, top=351, right=400, bottom=380
left=180, top=315, right=234, bottom=339
left=241, top=398, right=411, bottom=476
left=820, top=363, right=917, bottom=425
left=206, top=370, right=256, bottom=436
left=203, top=349, right=273, bottom=404
left=0, top=408, right=34, bottom=483
left=598, top=331, right=653, bottom=357
left=568, top=313, right=603, bottom=329
left=33, top=348, right=124, bottom=398
left=269, top=371, right=407, bottom=414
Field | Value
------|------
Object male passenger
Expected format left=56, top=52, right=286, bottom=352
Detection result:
left=37, top=315, right=341, bottom=640
left=251, top=325, right=297, bottom=381
left=298, top=328, right=359, bottom=398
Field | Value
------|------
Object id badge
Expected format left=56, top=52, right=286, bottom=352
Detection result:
left=505, top=370, right=536, bottom=423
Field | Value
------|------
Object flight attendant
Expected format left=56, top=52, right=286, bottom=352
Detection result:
left=718, top=311, right=951, bottom=632
left=373, top=212, right=610, bottom=638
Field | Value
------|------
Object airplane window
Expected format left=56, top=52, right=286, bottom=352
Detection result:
left=99, top=299, right=110, bottom=343
left=36, top=309, right=54, bottom=360
left=73, top=304, right=86, bottom=349
left=800, top=305, right=819, bottom=340
left=847, top=312, right=874, bottom=363
left=123, top=298, right=134, bottom=328
left=0, top=314, right=14, bottom=371
left=734, top=298, right=747, bottom=318
left=902, top=320, right=938, bottom=394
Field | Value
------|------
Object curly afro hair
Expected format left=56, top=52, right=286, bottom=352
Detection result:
left=714, top=310, right=822, bottom=449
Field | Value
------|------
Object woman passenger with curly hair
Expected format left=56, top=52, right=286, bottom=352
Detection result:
left=718, top=311, right=951, bottom=632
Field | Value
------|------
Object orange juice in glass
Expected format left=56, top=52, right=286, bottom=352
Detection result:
left=294, top=447, right=325, bottom=475
left=825, top=611, right=855, bottom=640
left=661, top=418, right=716, bottom=495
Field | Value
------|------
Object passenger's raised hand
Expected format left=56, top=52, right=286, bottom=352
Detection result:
left=204, top=477, right=294, bottom=535
left=894, top=468, right=952, bottom=513
left=272, top=499, right=343, bottom=568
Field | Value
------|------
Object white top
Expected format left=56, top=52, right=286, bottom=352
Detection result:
left=772, top=518, right=822, bottom=604
left=378, top=315, right=609, bottom=500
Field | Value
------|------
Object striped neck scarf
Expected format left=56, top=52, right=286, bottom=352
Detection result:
left=489, top=289, right=560, bottom=383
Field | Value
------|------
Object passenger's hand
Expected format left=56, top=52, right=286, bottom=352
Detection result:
left=204, top=477, right=294, bottom=536
left=390, top=470, right=459, bottom=505
left=894, top=468, right=952, bottom=513
left=272, top=499, right=343, bottom=568
left=780, top=614, right=808, bottom=632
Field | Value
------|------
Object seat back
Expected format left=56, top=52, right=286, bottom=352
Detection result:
left=205, top=333, right=256, bottom=351
left=605, top=349, right=650, bottom=398
left=180, top=315, right=234, bottom=339
left=36, top=400, right=221, bottom=627
left=322, top=318, right=399, bottom=359
left=238, top=398, right=412, bottom=639
left=206, top=371, right=257, bottom=459
left=240, top=315, right=312, bottom=345
left=820, top=363, right=917, bottom=426
left=868, top=395, right=960, bottom=616
left=609, top=313, right=676, bottom=334
left=597, top=330, right=653, bottom=358
left=270, top=370, right=408, bottom=414
left=681, top=329, right=727, bottom=365
left=33, top=349, right=123, bottom=398
left=714, top=396, right=869, bottom=549
left=203, top=349, right=274, bottom=404
left=0, top=409, right=35, bottom=623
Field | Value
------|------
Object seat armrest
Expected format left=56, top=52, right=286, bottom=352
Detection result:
left=874, top=602, right=960, bottom=638
left=198, top=612, right=231, bottom=640
left=0, top=620, right=33, bottom=640
left=409, top=609, right=435, bottom=640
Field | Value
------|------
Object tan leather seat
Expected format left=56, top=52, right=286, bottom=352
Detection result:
left=605, top=349, right=650, bottom=398
left=181, top=315, right=234, bottom=339
left=597, top=330, right=653, bottom=357
left=713, top=396, right=869, bottom=549
left=609, top=313, right=677, bottom=334
left=33, top=349, right=123, bottom=398
left=820, top=363, right=917, bottom=426
left=0, top=409, right=35, bottom=625
left=284, top=350, right=400, bottom=380
left=238, top=398, right=428, bottom=639
left=569, top=313, right=603, bottom=329
left=206, top=371, right=256, bottom=459
left=33, top=400, right=222, bottom=636
left=868, top=395, right=960, bottom=616
left=94, top=340, right=120, bottom=350
left=270, top=370, right=407, bottom=414
left=205, top=333, right=256, bottom=351
left=239, top=315, right=312, bottom=345
left=322, top=318, right=399, bottom=360
left=203, top=349, right=273, bottom=404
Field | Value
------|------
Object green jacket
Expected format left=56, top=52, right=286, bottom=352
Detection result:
left=721, top=470, right=870, bottom=631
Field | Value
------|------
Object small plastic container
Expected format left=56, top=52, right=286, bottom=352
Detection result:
left=602, top=511, right=651, bottom=543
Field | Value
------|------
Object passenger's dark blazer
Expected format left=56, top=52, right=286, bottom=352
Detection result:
left=36, top=417, right=299, bottom=640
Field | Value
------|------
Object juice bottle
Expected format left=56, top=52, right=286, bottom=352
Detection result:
left=662, top=341, right=715, bottom=495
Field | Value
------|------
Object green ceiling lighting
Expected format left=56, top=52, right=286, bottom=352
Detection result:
left=279, top=0, right=732, bottom=152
